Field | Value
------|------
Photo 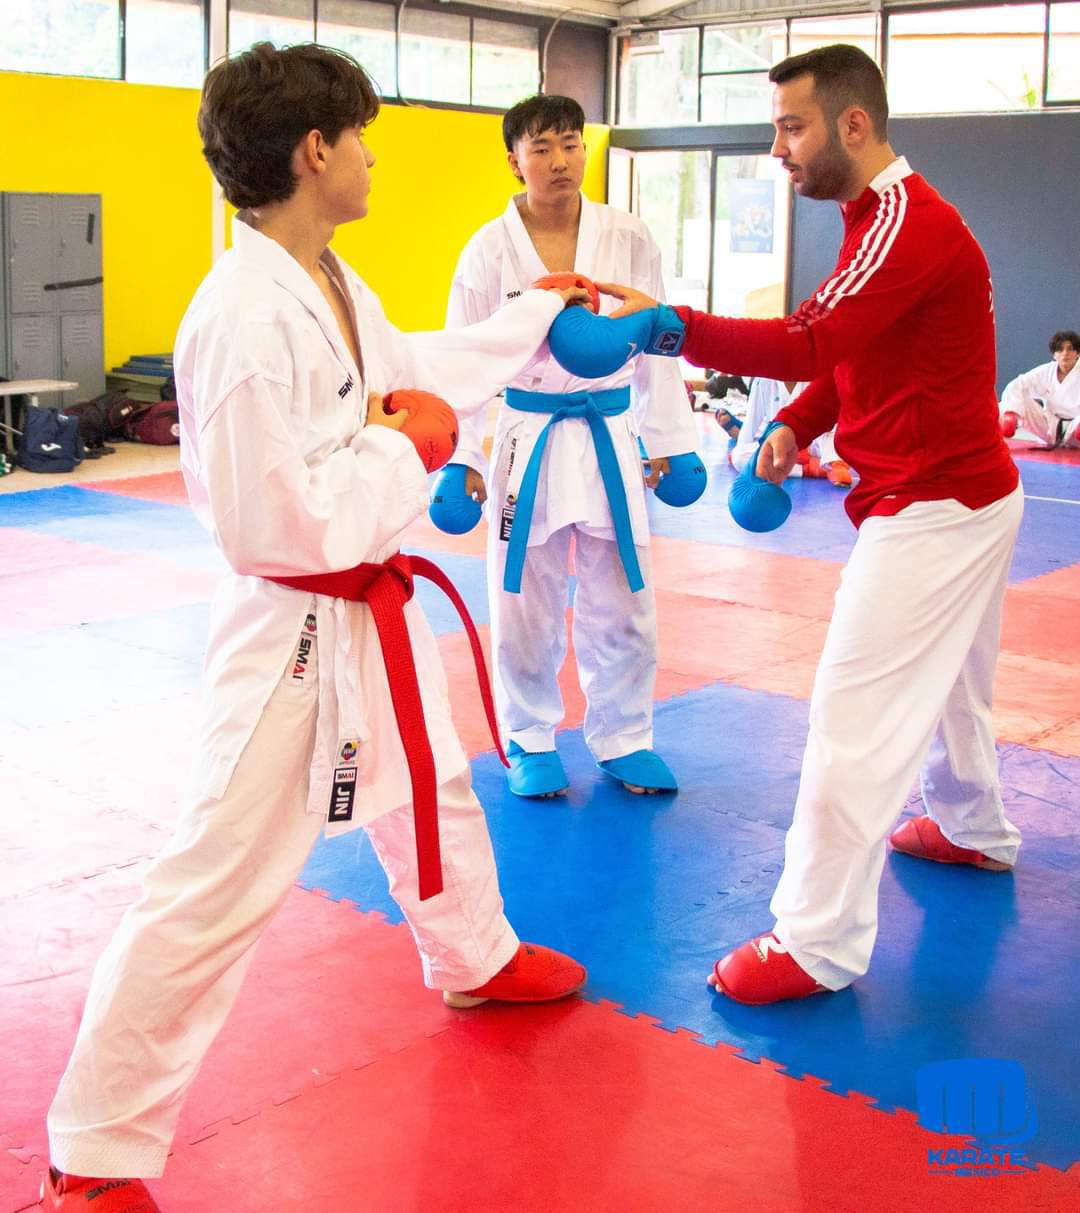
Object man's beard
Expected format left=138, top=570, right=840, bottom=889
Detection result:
left=798, top=128, right=857, bottom=201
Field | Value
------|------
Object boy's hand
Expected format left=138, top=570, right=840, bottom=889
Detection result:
left=465, top=468, right=488, bottom=504
left=642, top=455, right=670, bottom=490
left=595, top=283, right=658, bottom=320
left=366, top=391, right=407, bottom=430
left=531, top=273, right=600, bottom=313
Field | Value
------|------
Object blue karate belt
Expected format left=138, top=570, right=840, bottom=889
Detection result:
left=502, top=386, right=644, bottom=595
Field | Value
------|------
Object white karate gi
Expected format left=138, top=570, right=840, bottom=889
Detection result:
left=47, top=215, right=564, bottom=1179
left=448, top=196, right=698, bottom=761
left=729, top=379, right=840, bottom=473
left=1000, top=359, right=1080, bottom=447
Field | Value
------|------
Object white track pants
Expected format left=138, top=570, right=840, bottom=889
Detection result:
left=770, top=486, right=1024, bottom=989
left=47, top=640, right=518, bottom=1179
left=488, top=524, right=657, bottom=763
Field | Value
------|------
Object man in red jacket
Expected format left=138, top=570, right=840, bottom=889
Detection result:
left=603, top=43, right=1023, bottom=1004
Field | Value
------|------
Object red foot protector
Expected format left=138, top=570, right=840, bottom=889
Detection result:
left=447, top=943, right=586, bottom=1006
left=889, top=815, right=1012, bottom=871
left=40, top=1171, right=161, bottom=1213
left=711, top=933, right=827, bottom=1005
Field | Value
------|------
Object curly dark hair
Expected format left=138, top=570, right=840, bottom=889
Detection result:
left=199, top=42, right=380, bottom=210
left=502, top=94, right=585, bottom=153
left=1050, top=330, right=1080, bottom=353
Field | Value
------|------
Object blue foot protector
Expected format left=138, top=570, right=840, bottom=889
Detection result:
left=507, top=741, right=569, bottom=797
left=597, top=749, right=678, bottom=792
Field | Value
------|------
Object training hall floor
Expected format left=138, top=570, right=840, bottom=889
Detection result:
left=2, top=421, right=1079, bottom=1212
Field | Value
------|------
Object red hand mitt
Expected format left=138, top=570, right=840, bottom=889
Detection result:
left=530, top=272, right=600, bottom=314
left=384, top=389, right=459, bottom=473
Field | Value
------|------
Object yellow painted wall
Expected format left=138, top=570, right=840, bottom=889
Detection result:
left=0, top=73, right=210, bottom=373
left=0, top=71, right=609, bottom=369
left=331, top=106, right=610, bottom=330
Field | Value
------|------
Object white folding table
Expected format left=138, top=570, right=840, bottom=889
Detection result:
left=0, top=379, right=80, bottom=456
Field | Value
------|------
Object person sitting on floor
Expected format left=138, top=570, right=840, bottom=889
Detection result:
left=731, top=377, right=853, bottom=486
left=1000, top=329, right=1080, bottom=449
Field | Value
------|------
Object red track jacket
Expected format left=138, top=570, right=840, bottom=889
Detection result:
left=675, top=157, right=1018, bottom=527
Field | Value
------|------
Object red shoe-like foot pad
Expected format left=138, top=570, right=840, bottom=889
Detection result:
left=41, top=1170, right=161, bottom=1213
left=889, top=815, right=1012, bottom=871
left=710, top=934, right=828, bottom=1005
left=444, top=943, right=586, bottom=1008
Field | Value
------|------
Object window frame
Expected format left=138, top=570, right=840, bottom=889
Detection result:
left=617, top=1, right=1080, bottom=125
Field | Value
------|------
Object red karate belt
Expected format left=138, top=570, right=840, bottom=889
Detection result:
left=270, top=553, right=507, bottom=901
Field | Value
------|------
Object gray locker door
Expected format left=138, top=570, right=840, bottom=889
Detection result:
left=0, top=200, right=7, bottom=377
left=5, top=194, right=56, bottom=315
left=56, top=195, right=103, bottom=313
left=11, top=313, right=61, bottom=407
left=60, top=312, right=106, bottom=402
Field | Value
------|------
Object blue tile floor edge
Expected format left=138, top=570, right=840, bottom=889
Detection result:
left=298, top=677, right=1080, bottom=1170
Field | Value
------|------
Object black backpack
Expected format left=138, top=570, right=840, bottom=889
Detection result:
left=18, top=407, right=84, bottom=473
left=64, top=393, right=151, bottom=450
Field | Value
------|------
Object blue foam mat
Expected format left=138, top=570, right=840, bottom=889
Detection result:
left=648, top=441, right=1080, bottom=583
left=298, top=678, right=1080, bottom=1169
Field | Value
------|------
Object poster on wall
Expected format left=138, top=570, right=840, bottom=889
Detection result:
left=730, top=178, right=775, bottom=254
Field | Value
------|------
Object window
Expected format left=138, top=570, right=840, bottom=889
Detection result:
left=2, top=0, right=120, bottom=79
left=619, top=29, right=700, bottom=126
left=472, top=18, right=538, bottom=110
left=700, top=23, right=786, bottom=124
left=318, top=0, right=397, bottom=97
left=788, top=13, right=879, bottom=62
left=229, top=0, right=315, bottom=56
left=1047, top=2, right=1080, bottom=101
left=399, top=8, right=470, bottom=105
left=887, top=5, right=1046, bottom=114
left=126, top=0, right=204, bottom=88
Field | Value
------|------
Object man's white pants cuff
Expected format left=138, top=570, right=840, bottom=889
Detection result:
left=47, top=1134, right=170, bottom=1182
left=771, top=923, right=854, bottom=992
left=426, top=926, right=520, bottom=994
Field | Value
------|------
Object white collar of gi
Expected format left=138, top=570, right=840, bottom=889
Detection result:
left=502, top=193, right=601, bottom=281
left=868, top=156, right=913, bottom=196
left=231, top=212, right=362, bottom=382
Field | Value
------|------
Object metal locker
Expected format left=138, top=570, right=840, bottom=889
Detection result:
left=5, top=194, right=57, bottom=316
left=11, top=312, right=61, bottom=407
left=0, top=200, right=8, bottom=377
left=60, top=311, right=106, bottom=401
left=56, top=195, right=104, bottom=314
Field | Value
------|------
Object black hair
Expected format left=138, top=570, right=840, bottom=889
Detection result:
left=769, top=44, right=889, bottom=140
left=1050, top=330, right=1080, bottom=353
left=502, top=94, right=585, bottom=153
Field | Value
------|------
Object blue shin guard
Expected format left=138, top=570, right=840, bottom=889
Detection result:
left=507, top=741, right=569, bottom=797
left=597, top=749, right=678, bottom=792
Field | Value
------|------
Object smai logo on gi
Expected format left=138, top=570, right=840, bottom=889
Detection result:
left=916, top=1058, right=1037, bottom=1177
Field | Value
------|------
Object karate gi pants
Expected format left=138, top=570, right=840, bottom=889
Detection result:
left=1009, top=396, right=1080, bottom=448
left=771, top=486, right=1024, bottom=989
left=488, top=524, right=656, bottom=763
left=47, top=637, right=518, bottom=1179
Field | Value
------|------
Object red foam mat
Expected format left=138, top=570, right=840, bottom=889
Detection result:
left=5, top=862, right=1080, bottom=1210
left=80, top=471, right=191, bottom=507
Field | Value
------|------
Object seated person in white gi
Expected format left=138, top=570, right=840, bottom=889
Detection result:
left=446, top=94, right=698, bottom=800
left=731, top=377, right=853, bottom=486
left=41, top=43, right=589, bottom=1213
left=1000, top=329, right=1080, bottom=448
